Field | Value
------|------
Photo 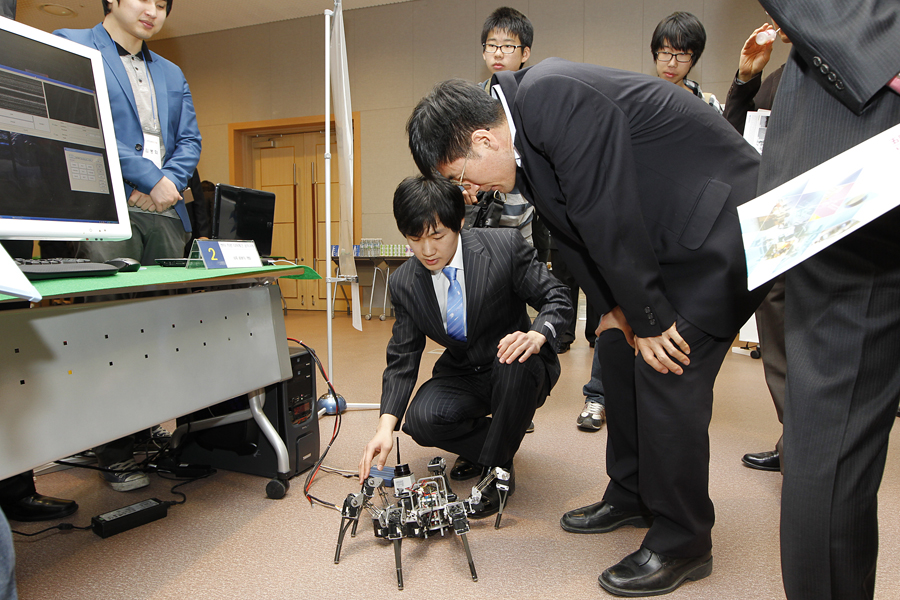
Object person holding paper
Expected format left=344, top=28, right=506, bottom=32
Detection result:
left=756, top=1, right=900, bottom=599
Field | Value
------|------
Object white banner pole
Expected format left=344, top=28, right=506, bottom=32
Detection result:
left=324, top=8, right=334, bottom=381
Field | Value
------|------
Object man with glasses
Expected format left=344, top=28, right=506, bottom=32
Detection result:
left=651, top=11, right=722, bottom=114
left=481, top=6, right=530, bottom=79
left=484, top=8, right=605, bottom=437
left=358, top=176, right=572, bottom=521
left=406, top=59, right=768, bottom=595
left=470, top=7, right=538, bottom=250
left=449, top=7, right=552, bottom=482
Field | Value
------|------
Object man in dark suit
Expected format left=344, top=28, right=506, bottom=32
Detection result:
left=359, top=176, right=571, bottom=519
left=723, top=22, right=791, bottom=473
left=756, top=2, right=900, bottom=599
left=406, top=62, right=766, bottom=595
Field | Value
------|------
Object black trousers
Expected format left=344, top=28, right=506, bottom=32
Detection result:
left=0, top=473, right=35, bottom=504
left=402, top=354, right=548, bottom=469
left=781, top=231, right=900, bottom=600
left=756, top=274, right=786, bottom=457
left=599, top=316, right=733, bottom=558
left=549, top=248, right=580, bottom=346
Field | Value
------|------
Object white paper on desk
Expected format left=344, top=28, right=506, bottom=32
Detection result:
left=0, top=243, right=42, bottom=302
left=739, top=122, right=900, bottom=290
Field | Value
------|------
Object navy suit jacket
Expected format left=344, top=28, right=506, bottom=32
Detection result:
left=55, top=23, right=201, bottom=231
left=494, top=59, right=766, bottom=339
left=380, top=228, right=572, bottom=421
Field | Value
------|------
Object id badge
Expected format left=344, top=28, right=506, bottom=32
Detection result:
left=142, top=133, right=162, bottom=169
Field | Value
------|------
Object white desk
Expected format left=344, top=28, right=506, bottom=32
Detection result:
left=0, top=266, right=313, bottom=481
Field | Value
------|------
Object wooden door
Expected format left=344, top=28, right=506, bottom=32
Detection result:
left=252, top=132, right=341, bottom=311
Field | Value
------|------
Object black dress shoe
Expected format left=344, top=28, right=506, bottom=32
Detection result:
left=599, top=548, right=712, bottom=596
left=469, top=465, right=515, bottom=519
left=450, top=456, right=481, bottom=481
left=741, top=450, right=780, bottom=471
left=1, top=494, right=78, bottom=522
left=560, top=501, right=653, bottom=534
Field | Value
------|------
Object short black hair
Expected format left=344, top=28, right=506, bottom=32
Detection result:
left=103, top=0, right=173, bottom=17
left=650, top=11, right=706, bottom=66
left=481, top=7, right=533, bottom=49
left=393, top=176, right=466, bottom=238
left=407, top=79, right=505, bottom=176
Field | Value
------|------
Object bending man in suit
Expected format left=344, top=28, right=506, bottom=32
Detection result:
left=359, top=176, right=571, bottom=519
left=406, top=64, right=767, bottom=596
left=54, top=0, right=201, bottom=492
left=756, top=1, right=900, bottom=599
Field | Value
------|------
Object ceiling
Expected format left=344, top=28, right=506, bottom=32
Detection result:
left=15, top=0, right=414, bottom=40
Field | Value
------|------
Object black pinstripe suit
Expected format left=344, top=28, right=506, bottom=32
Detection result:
left=380, top=227, right=571, bottom=468
left=758, top=2, right=900, bottom=599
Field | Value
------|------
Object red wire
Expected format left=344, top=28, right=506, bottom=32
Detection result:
left=287, top=337, right=343, bottom=505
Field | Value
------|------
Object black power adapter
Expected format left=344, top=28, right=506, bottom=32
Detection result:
left=148, top=457, right=216, bottom=478
left=91, top=498, right=169, bottom=538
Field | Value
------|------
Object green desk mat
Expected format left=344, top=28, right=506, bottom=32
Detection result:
left=2, top=264, right=320, bottom=302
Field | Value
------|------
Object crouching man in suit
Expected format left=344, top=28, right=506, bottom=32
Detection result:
left=358, top=175, right=572, bottom=518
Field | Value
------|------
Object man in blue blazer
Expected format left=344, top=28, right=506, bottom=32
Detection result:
left=359, top=176, right=572, bottom=519
left=53, top=0, right=200, bottom=492
left=56, top=0, right=201, bottom=266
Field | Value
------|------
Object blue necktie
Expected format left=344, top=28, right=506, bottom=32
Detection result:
left=442, top=266, right=466, bottom=342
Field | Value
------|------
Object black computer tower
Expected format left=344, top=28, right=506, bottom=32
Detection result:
left=176, top=346, right=319, bottom=479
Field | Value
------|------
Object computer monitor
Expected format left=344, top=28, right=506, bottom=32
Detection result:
left=0, top=17, right=129, bottom=242
left=211, top=184, right=276, bottom=256
left=0, top=17, right=129, bottom=301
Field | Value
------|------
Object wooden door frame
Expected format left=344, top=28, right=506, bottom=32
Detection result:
left=228, top=114, right=362, bottom=242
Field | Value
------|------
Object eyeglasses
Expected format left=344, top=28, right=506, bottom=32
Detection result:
left=483, top=43, right=524, bottom=55
left=655, top=51, right=693, bottom=63
left=454, top=154, right=470, bottom=190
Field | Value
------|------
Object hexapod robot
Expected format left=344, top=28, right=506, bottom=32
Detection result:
left=333, top=456, right=511, bottom=590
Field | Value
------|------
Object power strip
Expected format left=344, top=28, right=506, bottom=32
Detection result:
left=91, top=498, right=169, bottom=538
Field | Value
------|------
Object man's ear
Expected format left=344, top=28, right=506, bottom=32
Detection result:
left=471, top=128, right=496, bottom=150
left=520, top=46, right=531, bottom=66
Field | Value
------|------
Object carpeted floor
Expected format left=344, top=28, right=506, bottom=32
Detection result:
left=8, top=309, right=900, bottom=600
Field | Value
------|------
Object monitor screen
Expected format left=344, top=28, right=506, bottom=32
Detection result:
left=0, top=17, right=130, bottom=242
left=211, top=184, right=276, bottom=256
